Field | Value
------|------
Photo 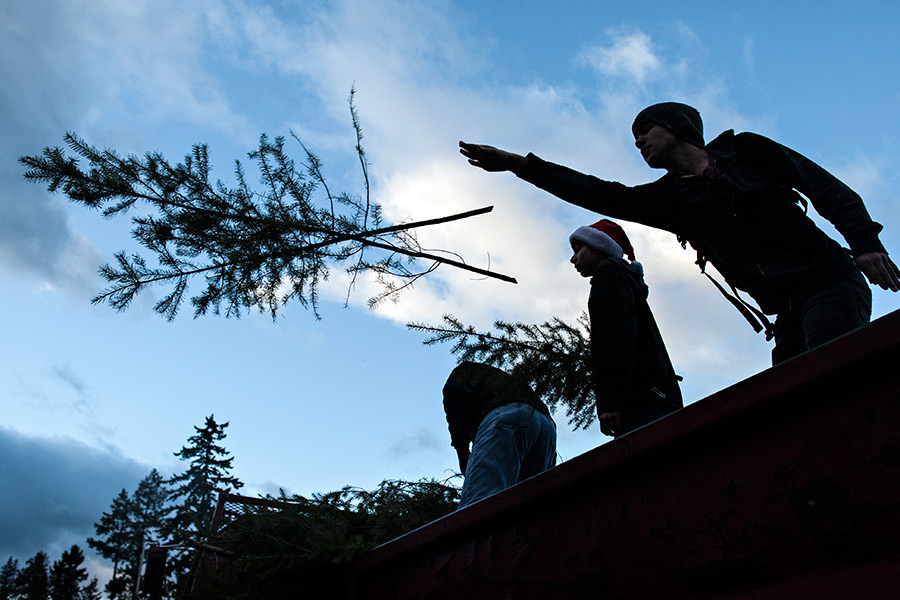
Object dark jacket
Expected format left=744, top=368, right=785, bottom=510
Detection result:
left=588, top=258, right=682, bottom=415
left=442, top=361, right=551, bottom=449
left=520, top=130, right=885, bottom=315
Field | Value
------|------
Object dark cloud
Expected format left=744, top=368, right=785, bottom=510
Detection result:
left=1, top=1, right=101, bottom=290
left=49, top=364, right=93, bottom=415
left=0, top=427, right=149, bottom=563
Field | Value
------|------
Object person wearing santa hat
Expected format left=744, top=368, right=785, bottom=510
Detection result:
left=569, top=219, right=682, bottom=437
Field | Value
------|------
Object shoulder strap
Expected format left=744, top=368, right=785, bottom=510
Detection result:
left=679, top=236, right=775, bottom=340
left=702, top=270, right=775, bottom=340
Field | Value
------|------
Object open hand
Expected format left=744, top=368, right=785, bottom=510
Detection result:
left=459, top=141, right=527, bottom=173
left=856, top=252, right=900, bottom=292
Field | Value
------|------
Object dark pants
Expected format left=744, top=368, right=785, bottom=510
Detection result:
left=616, top=399, right=678, bottom=438
left=771, top=271, right=871, bottom=365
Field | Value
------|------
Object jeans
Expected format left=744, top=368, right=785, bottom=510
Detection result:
left=458, top=403, right=557, bottom=509
left=771, top=270, right=872, bottom=365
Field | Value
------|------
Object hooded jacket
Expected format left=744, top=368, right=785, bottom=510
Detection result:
left=520, top=130, right=885, bottom=315
left=442, top=361, right=552, bottom=450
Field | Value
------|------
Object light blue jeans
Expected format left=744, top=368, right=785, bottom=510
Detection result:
left=458, top=403, right=557, bottom=509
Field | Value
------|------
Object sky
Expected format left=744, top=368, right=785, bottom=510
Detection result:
left=3, top=0, right=900, bottom=575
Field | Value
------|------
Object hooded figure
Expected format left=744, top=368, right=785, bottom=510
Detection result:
left=443, top=361, right=557, bottom=508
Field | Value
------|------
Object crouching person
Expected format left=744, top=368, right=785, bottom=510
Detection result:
left=443, top=361, right=557, bottom=509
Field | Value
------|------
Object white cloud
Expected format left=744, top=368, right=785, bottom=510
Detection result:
left=579, top=31, right=662, bottom=84
left=674, top=21, right=704, bottom=49
left=1, top=0, right=257, bottom=293
left=317, top=157, right=585, bottom=328
left=215, top=0, right=479, bottom=131
left=227, top=7, right=775, bottom=399
left=832, top=155, right=890, bottom=203
left=742, top=36, right=756, bottom=75
left=5, top=0, right=833, bottom=419
left=804, top=154, right=899, bottom=264
left=75, top=0, right=254, bottom=140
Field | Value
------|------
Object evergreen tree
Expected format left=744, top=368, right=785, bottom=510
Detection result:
left=16, top=552, right=49, bottom=600
left=19, top=91, right=513, bottom=321
left=408, top=313, right=598, bottom=428
left=200, top=478, right=460, bottom=599
left=0, top=557, right=21, bottom=600
left=133, top=470, right=169, bottom=535
left=165, top=415, right=243, bottom=589
left=167, top=415, right=243, bottom=538
left=87, top=489, right=135, bottom=598
left=77, top=578, right=102, bottom=600
left=130, top=470, right=169, bottom=599
left=87, top=472, right=170, bottom=600
left=48, top=546, right=88, bottom=600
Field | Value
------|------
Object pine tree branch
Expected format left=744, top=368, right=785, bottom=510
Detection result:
left=408, top=314, right=597, bottom=429
left=91, top=207, right=515, bottom=314
left=357, top=237, right=516, bottom=283
left=20, top=96, right=516, bottom=319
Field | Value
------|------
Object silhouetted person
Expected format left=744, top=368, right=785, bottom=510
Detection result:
left=461, top=102, right=899, bottom=364
left=569, top=219, right=682, bottom=437
left=443, top=361, right=556, bottom=508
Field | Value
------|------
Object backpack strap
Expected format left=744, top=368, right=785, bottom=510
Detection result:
left=702, top=270, right=775, bottom=340
left=679, top=236, right=776, bottom=340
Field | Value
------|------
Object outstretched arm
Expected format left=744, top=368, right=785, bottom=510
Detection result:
left=856, top=252, right=900, bottom=292
left=459, top=141, right=528, bottom=174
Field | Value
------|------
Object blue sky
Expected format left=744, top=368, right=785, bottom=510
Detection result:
left=3, top=0, right=899, bottom=575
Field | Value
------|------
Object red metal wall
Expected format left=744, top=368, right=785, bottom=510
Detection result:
left=351, top=311, right=900, bottom=599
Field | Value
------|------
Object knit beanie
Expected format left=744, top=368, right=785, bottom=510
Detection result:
left=632, top=102, right=705, bottom=148
left=569, top=219, right=636, bottom=261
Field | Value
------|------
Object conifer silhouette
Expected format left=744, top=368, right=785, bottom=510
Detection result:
left=408, top=313, right=597, bottom=428
left=20, top=90, right=514, bottom=320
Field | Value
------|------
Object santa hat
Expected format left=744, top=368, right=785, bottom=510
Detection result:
left=569, top=219, right=637, bottom=261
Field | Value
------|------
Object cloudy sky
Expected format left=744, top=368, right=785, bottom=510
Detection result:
left=3, top=0, right=899, bottom=573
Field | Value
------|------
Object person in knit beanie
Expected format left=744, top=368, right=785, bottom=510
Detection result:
left=461, top=100, right=898, bottom=366
left=569, top=219, right=682, bottom=438
left=631, top=102, right=704, bottom=149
